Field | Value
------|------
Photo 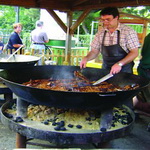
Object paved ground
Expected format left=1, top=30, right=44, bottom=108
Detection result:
left=0, top=107, right=150, bottom=150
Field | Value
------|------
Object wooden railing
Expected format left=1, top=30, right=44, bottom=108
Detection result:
left=70, top=49, right=88, bottom=66
left=3, top=47, right=89, bottom=66
left=3, top=48, right=138, bottom=74
left=3, top=48, right=25, bottom=55
left=44, top=47, right=89, bottom=66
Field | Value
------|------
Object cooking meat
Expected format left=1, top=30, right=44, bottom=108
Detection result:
left=22, top=72, right=140, bottom=92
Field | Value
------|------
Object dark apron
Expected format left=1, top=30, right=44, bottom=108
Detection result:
left=101, top=30, right=134, bottom=73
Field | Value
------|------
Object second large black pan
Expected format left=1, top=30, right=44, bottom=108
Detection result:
left=0, top=54, right=40, bottom=69
left=0, top=65, right=149, bottom=109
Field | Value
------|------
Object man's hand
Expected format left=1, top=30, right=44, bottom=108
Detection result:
left=80, top=57, right=88, bottom=69
left=22, top=44, right=25, bottom=48
left=110, top=63, right=122, bottom=74
left=80, top=49, right=100, bottom=69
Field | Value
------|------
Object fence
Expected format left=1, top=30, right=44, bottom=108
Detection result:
left=3, top=48, right=25, bottom=55
left=4, top=46, right=89, bottom=66
left=44, top=46, right=89, bottom=66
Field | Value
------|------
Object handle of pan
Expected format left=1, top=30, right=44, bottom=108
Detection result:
left=97, top=93, right=116, bottom=96
left=6, top=45, right=24, bottom=61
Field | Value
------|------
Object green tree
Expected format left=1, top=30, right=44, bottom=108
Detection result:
left=73, top=10, right=100, bottom=35
left=122, top=6, right=150, bottom=19
left=73, top=6, right=150, bottom=35
left=122, top=6, right=150, bottom=33
left=0, top=5, right=40, bottom=32
left=19, top=7, right=40, bottom=32
left=0, top=5, right=40, bottom=47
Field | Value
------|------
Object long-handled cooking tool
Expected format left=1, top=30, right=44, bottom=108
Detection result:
left=74, top=71, right=114, bottom=86
left=93, top=73, right=114, bottom=85
left=6, top=45, right=24, bottom=62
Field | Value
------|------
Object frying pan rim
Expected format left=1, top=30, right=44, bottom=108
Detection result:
left=0, top=76, right=147, bottom=94
left=0, top=54, right=40, bottom=63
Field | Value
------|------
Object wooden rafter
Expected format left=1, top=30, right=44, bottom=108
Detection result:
left=120, top=12, right=150, bottom=22
left=0, top=0, right=149, bottom=11
left=70, top=9, right=91, bottom=33
left=72, top=0, right=150, bottom=11
left=46, top=9, right=67, bottom=33
left=73, top=0, right=89, bottom=6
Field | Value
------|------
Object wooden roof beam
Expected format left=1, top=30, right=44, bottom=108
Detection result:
left=46, top=9, right=67, bottom=33
left=0, top=0, right=36, bottom=8
left=120, top=12, right=150, bottom=22
left=73, top=0, right=89, bottom=6
left=0, top=0, right=70, bottom=11
left=119, top=19, right=145, bottom=24
left=72, top=1, right=150, bottom=11
left=70, top=9, right=91, bottom=34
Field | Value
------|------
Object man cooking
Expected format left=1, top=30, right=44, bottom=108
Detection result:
left=80, top=7, right=139, bottom=74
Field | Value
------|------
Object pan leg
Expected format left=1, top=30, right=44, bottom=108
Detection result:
left=16, top=97, right=29, bottom=118
left=93, top=142, right=109, bottom=148
left=16, top=133, right=27, bottom=148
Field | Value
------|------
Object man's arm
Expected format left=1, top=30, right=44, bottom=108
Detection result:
left=110, top=48, right=139, bottom=74
left=13, top=44, right=24, bottom=48
left=43, top=32, right=49, bottom=43
left=118, top=48, right=138, bottom=65
left=80, top=48, right=100, bottom=69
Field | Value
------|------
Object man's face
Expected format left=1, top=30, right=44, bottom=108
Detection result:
left=15, top=26, right=22, bottom=33
left=100, top=15, right=118, bottom=28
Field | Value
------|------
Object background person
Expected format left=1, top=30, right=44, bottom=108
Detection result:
left=6, top=23, right=24, bottom=54
left=80, top=7, right=139, bottom=75
left=133, top=33, right=150, bottom=115
left=30, top=20, right=49, bottom=65
left=0, top=36, right=4, bottom=54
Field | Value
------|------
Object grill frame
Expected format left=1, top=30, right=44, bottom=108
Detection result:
left=1, top=100, right=135, bottom=146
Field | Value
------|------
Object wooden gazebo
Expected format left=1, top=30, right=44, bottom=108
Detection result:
left=0, top=0, right=149, bottom=64
left=120, top=12, right=150, bottom=44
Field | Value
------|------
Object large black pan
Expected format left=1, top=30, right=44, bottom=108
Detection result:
left=0, top=65, right=149, bottom=109
left=0, top=54, right=40, bottom=69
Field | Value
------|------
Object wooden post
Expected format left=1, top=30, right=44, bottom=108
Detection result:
left=63, top=11, right=73, bottom=65
left=142, top=20, right=148, bottom=44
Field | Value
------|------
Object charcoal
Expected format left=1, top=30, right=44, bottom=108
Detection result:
left=52, top=122, right=57, bottom=126
left=68, top=124, right=74, bottom=128
left=54, top=126, right=61, bottom=131
left=60, top=127, right=66, bottom=131
left=100, top=127, right=107, bottom=132
left=14, top=116, right=24, bottom=122
left=43, top=120, right=49, bottom=125
left=4, top=112, right=13, bottom=118
left=76, top=125, right=82, bottom=129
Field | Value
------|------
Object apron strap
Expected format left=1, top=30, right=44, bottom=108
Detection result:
left=102, top=31, right=107, bottom=45
left=102, top=30, right=120, bottom=45
left=117, top=30, right=120, bottom=44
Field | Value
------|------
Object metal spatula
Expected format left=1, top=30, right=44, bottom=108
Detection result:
left=93, top=73, right=113, bottom=85
left=6, top=45, right=24, bottom=62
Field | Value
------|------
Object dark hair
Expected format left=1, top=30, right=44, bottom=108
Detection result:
left=36, top=20, right=44, bottom=27
left=100, top=7, right=119, bottom=18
